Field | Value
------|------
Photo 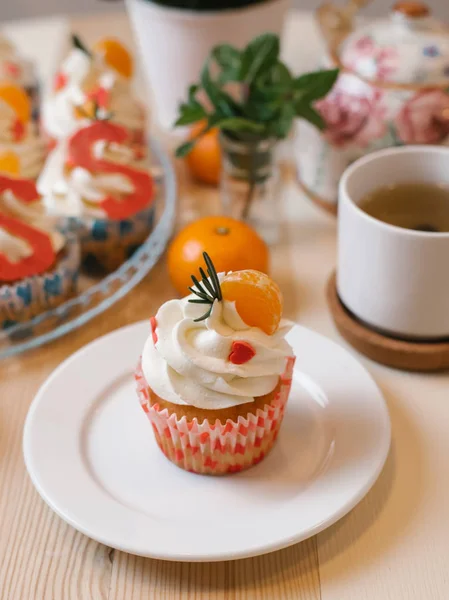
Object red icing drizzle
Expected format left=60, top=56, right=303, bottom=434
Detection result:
left=0, top=214, right=55, bottom=281
left=0, top=176, right=40, bottom=204
left=86, top=86, right=110, bottom=109
left=4, top=62, right=21, bottom=78
left=67, top=121, right=154, bottom=220
left=54, top=72, right=68, bottom=92
left=228, top=341, right=256, bottom=365
left=11, top=118, right=25, bottom=142
left=150, top=316, right=158, bottom=344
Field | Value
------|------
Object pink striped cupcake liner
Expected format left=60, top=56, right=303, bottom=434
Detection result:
left=135, top=355, right=295, bottom=475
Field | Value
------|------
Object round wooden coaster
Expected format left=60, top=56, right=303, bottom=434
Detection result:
left=326, top=272, right=449, bottom=372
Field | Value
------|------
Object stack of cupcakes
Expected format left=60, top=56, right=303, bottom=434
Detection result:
left=1, top=32, right=152, bottom=330
left=0, top=83, right=80, bottom=329
left=38, top=34, right=155, bottom=272
left=0, top=175, right=80, bottom=329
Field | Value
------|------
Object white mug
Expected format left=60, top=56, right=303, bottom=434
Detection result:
left=338, top=146, right=449, bottom=340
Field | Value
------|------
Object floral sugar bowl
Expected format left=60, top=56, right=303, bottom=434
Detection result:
left=294, top=1, right=449, bottom=212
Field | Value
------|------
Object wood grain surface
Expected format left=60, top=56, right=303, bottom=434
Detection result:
left=1, top=11, right=449, bottom=600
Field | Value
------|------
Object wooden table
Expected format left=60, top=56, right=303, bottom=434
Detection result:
left=1, top=10, right=449, bottom=600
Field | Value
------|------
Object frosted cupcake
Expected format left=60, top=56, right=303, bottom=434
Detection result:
left=42, top=35, right=145, bottom=147
left=0, top=35, right=40, bottom=123
left=38, top=116, right=155, bottom=272
left=0, top=83, right=46, bottom=180
left=135, top=253, right=295, bottom=475
left=0, top=175, right=80, bottom=329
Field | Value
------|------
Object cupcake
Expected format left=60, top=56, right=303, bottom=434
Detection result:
left=0, top=175, right=80, bottom=329
left=42, top=34, right=145, bottom=147
left=135, top=253, right=295, bottom=475
left=0, top=34, right=40, bottom=123
left=38, top=116, right=155, bottom=272
left=0, top=83, right=46, bottom=180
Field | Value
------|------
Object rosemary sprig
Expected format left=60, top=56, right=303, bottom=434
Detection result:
left=188, top=252, right=222, bottom=322
left=72, top=34, right=92, bottom=58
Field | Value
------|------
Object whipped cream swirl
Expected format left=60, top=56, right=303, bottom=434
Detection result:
left=142, top=292, right=294, bottom=410
left=38, top=138, right=149, bottom=218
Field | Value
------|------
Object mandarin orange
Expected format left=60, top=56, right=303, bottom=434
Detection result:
left=221, top=270, right=283, bottom=335
left=93, top=38, right=133, bottom=79
left=185, top=121, right=221, bottom=186
left=167, top=216, right=269, bottom=296
left=0, top=83, right=31, bottom=124
left=0, top=152, right=20, bottom=176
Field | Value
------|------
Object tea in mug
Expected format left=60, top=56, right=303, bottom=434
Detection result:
left=358, top=182, right=449, bottom=233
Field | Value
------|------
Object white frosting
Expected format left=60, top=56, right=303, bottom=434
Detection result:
left=0, top=227, right=32, bottom=262
left=42, top=48, right=145, bottom=141
left=38, top=138, right=142, bottom=219
left=0, top=100, right=45, bottom=179
left=41, top=49, right=91, bottom=140
left=142, top=292, right=294, bottom=410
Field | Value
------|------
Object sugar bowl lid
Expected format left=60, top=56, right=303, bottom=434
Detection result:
left=339, top=2, right=449, bottom=86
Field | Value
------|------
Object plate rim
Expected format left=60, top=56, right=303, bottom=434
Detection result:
left=23, top=320, right=391, bottom=562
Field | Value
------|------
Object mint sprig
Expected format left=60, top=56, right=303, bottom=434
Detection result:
left=174, top=33, right=339, bottom=157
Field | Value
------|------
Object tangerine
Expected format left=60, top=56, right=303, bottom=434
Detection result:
left=167, top=216, right=269, bottom=296
left=185, top=121, right=221, bottom=186
left=0, top=152, right=20, bottom=176
left=221, top=270, right=283, bottom=335
left=93, top=38, right=133, bottom=79
left=0, top=83, right=30, bottom=124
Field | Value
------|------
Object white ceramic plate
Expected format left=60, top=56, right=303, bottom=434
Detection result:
left=24, top=321, right=391, bottom=562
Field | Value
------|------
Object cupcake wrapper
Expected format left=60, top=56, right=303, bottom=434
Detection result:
left=61, top=206, right=155, bottom=272
left=135, top=355, right=295, bottom=475
left=0, top=235, right=80, bottom=329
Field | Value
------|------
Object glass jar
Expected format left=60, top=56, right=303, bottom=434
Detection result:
left=220, top=133, right=281, bottom=245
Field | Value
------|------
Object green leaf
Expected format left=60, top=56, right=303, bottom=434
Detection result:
left=243, top=100, right=279, bottom=123
left=212, top=44, right=241, bottom=84
left=216, top=117, right=264, bottom=133
left=71, top=33, right=92, bottom=58
left=293, top=68, right=339, bottom=102
left=175, top=108, right=206, bottom=126
left=174, top=84, right=208, bottom=127
left=274, top=102, right=295, bottom=138
left=201, top=60, right=237, bottom=118
left=272, top=62, right=293, bottom=85
left=295, top=102, right=326, bottom=130
left=250, top=84, right=290, bottom=104
left=239, top=34, right=280, bottom=85
left=260, top=61, right=293, bottom=88
left=175, top=101, right=207, bottom=126
left=188, top=84, right=199, bottom=102
left=200, top=61, right=221, bottom=106
left=175, top=140, right=196, bottom=158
